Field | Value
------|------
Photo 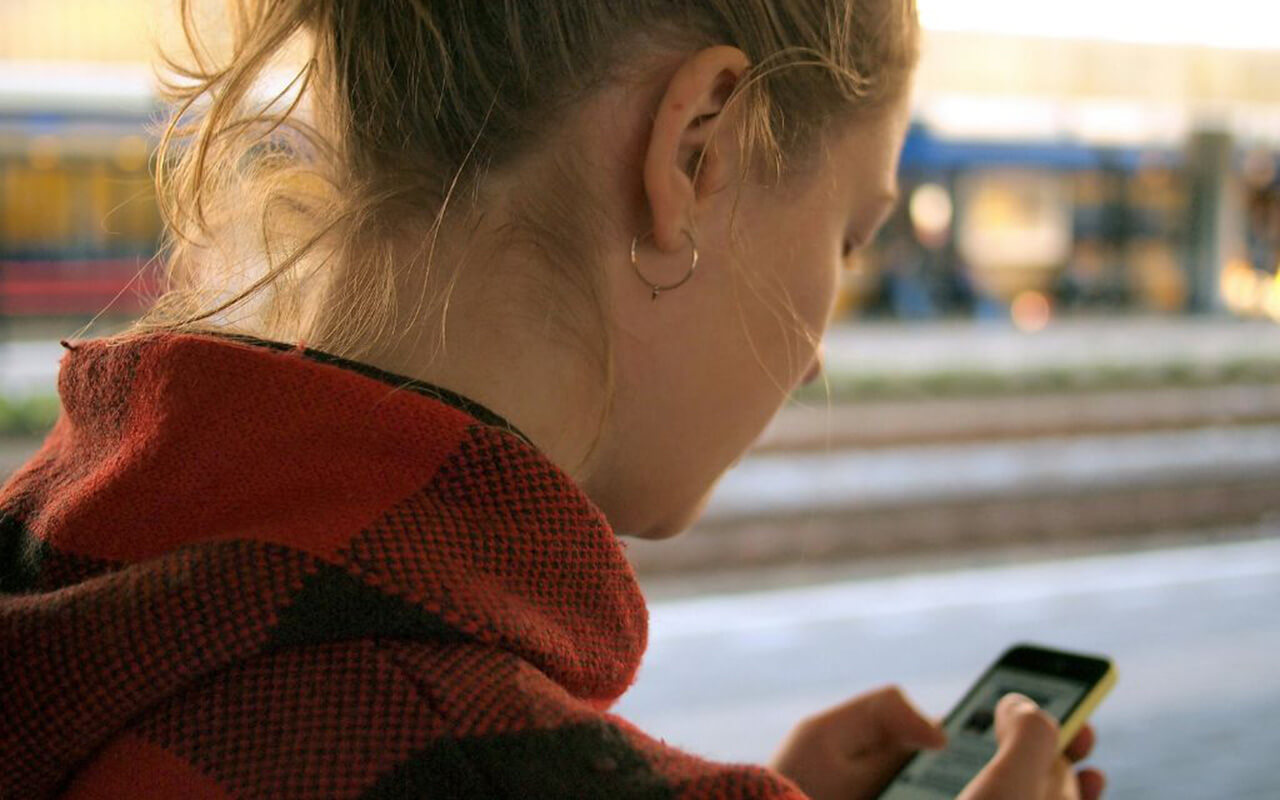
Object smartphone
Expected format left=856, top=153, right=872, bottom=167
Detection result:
left=874, top=643, right=1117, bottom=800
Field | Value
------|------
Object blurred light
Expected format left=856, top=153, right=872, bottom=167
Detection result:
left=1265, top=273, right=1280, bottom=324
left=114, top=135, right=149, bottom=172
left=918, top=0, right=1280, bottom=50
left=28, top=135, right=60, bottom=170
left=1011, top=291, right=1052, bottom=333
left=956, top=171, right=1073, bottom=276
left=1221, top=259, right=1262, bottom=315
left=909, top=183, right=953, bottom=247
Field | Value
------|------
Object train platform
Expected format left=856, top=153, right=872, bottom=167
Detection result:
left=618, top=533, right=1280, bottom=799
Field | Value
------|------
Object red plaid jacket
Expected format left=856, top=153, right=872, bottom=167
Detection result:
left=0, top=331, right=805, bottom=799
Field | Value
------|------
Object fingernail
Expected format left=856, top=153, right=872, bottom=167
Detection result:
left=1004, top=692, right=1036, bottom=710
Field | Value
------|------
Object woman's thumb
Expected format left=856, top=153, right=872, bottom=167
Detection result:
left=969, top=693, right=1060, bottom=797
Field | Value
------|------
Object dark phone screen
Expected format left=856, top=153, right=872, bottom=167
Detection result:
left=875, top=645, right=1110, bottom=800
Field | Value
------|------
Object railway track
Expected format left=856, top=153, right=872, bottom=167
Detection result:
left=626, top=470, right=1280, bottom=576
left=627, top=383, right=1280, bottom=576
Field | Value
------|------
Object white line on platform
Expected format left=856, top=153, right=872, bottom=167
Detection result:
left=646, top=536, right=1280, bottom=641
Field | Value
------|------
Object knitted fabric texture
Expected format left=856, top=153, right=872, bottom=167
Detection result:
left=0, top=332, right=805, bottom=800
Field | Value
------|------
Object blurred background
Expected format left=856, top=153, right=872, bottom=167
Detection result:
left=2, top=1, right=1278, bottom=797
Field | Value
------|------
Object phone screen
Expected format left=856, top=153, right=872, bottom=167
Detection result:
left=877, top=664, right=1093, bottom=799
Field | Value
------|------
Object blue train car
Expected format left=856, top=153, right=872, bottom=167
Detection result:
left=848, top=122, right=1199, bottom=321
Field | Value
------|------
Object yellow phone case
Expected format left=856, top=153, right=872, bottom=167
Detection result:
left=1056, top=661, right=1117, bottom=751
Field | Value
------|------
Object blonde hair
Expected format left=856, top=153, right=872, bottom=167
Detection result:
left=132, top=0, right=918, bottom=460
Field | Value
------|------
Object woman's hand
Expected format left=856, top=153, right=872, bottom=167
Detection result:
left=958, top=693, right=1105, bottom=800
left=769, top=685, right=948, bottom=800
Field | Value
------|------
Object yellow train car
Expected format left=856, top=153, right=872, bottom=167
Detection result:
left=0, top=64, right=161, bottom=316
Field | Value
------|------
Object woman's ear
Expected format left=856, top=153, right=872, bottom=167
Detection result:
left=643, top=46, right=750, bottom=253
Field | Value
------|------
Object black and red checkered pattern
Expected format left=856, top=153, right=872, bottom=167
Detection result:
left=0, top=332, right=805, bottom=799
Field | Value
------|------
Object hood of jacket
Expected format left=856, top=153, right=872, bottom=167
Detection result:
left=0, top=330, right=647, bottom=798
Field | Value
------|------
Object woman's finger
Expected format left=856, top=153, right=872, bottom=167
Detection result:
left=976, top=694, right=1060, bottom=794
left=801, top=685, right=946, bottom=755
left=1064, top=724, right=1096, bottom=763
left=1077, top=767, right=1106, bottom=800
left=864, top=685, right=949, bottom=751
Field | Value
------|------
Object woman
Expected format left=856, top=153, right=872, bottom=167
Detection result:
left=0, top=1, right=1104, bottom=797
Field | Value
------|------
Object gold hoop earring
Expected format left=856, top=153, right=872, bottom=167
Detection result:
left=630, top=230, right=698, bottom=301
